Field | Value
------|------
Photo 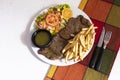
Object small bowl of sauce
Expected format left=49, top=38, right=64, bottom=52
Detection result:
left=31, top=29, right=52, bottom=48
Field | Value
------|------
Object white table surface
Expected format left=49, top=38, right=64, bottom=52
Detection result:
left=0, top=0, right=119, bottom=80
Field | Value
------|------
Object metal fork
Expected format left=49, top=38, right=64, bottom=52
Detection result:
left=103, top=31, right=112, bottom=49
left=95, top=31, right=112, bottom=71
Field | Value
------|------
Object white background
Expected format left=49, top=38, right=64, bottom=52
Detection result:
left=0, top=0, right=119, bottom=80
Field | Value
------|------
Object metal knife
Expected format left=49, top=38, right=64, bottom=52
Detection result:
left=89, top=27, right=105, bottom=68
left=95, top=31, right=112, bottom=71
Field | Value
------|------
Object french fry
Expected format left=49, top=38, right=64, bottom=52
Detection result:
left=80, top=30, right=86, bottom=34
left=75, top=42, right=78, bottom=57
left=74, top=56, right=79, bottom=61
left=85, top=24, right=94, bottom=36
left=62, top=24, right=97, bottom=62
left=85, top=34, right=89, bottom=45
left=93, top=26, right=98, bottom=29
left=65, top=51, right=70, bottom=62
left=62, top=43, right=72, bottom=53
left=79, top=45, right=82, bottom=57
left=86, top=34, right=91, bottom=50
left=63, top=40, right=78, bottom=53
left=73, top=45, right=76, bottom=53
left=82, top=28, right=88, bottom=31
left=80, top=53, right=85, bottom=60
left=68, top=52, right=73, bottom=59
left=80, top=35, right=86, bottom=48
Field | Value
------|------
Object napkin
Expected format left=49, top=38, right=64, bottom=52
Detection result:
left=45, top=0, right=120, bottom=80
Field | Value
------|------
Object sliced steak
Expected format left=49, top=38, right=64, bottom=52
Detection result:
left=59, top=15, right=91, bottom=40
left=59, top=28, right=71, bottom=40
left=77, top=15, right=91, bottom=27
left=74, top=18, right=82, bottom=33
left=50, top=34, right=68, bottom=55
left=38, top=34, right=68, bottom=60
left=38, top=48, right=63, bottom=60
left=67, top=17, right=76, bottom=34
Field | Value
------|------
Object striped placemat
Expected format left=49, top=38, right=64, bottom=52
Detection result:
left=45, top=0, right=120, bottom=80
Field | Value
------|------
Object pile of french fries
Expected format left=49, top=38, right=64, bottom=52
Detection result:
left=62, top=24, right=97, bottom=62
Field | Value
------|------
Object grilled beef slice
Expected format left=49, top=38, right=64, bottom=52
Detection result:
left=50, top=34, right=68, bottom=55
left=38, top=34, right=68, bottom=60
left=38, top=48, right=63, bottom=60
left=38, top=15, right=91, bottom=60
left=78, top=15, right=91, bottom=27
left=59, top=15, right=91, bottom=40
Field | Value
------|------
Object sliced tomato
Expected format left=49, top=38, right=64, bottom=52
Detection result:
left=46, top=13, right=59, bottom=26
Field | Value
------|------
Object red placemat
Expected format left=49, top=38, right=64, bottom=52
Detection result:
left=45, top=0, right=120, bottom=80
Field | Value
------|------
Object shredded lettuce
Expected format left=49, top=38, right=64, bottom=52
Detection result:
left=63, top=4, right=70, bottom=8
left=50, top=30, right=56, bottom=36
left=35, top=25, right=39, bottom=30
left=35, top=12, right=47, bottom=24
left=48, top=4, right=70, bottom=12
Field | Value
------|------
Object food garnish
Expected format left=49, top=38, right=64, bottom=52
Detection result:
left=35, top=4, right=72, bottom=35
left=46, top=13, right=59, bottom=26
left=62, top=8, right=73, bottom=20
left=62, top=24, right=97, bottom=62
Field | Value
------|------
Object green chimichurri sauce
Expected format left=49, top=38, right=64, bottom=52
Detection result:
left=35, top=32, right=50, bottom=46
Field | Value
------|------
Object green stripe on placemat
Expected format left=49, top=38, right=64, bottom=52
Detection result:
left=88, top=47, right=115, bottom=75
left=114, top=0, right=120, bottom=6
left=106, top=5, right=120, bottom=28
left=99, top=48, right=116, bottom=75
left=83, top=68, right=108, bottom=80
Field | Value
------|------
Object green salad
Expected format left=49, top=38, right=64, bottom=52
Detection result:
left=35, top=4, right=73, bottom=35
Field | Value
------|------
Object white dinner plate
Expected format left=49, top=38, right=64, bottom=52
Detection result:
left=28, top=4, right=93, bottom=66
